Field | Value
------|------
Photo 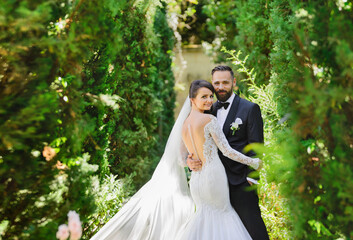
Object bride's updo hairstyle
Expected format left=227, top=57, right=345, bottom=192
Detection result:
left=189, top=80, right=215, bottom=99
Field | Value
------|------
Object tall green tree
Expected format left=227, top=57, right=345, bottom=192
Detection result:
left=278, top=1, right=353, bottom=238
left=203, top=0, right=271, bottom=85
left=0, top=0, right=175, bottom=238
left=202, top=0, right=353, bottom=238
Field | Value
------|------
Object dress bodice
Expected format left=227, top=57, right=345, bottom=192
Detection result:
left=189, top=116, right=260, bottom=210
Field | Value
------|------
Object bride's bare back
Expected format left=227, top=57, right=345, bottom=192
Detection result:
left=182, top=111, right=213, bottom=165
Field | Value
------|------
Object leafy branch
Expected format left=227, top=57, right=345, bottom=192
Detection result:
left=221, top=46, right=257, bottom=86
left=222, top=47, right=280, bottom=120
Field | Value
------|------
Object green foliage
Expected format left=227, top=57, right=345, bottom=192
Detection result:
left=0, top=1, right=100, bottom=238
left=203, top=0, right=271, bottom=85
left=0, top=0, right=175, bottom=238
left=83, top=173, right=135, bottom=238
left=284, top=1, right=353, bottom=238
left=166, top=0, right=214, bottom=45
left=153, top=5, right=177, bottom=151
left=83, top=2, right=175, bottom=188
left=211, top=0, right=353, bottom=239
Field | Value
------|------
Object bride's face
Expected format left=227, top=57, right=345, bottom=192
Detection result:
left=191, top=87, right=214, bottom=112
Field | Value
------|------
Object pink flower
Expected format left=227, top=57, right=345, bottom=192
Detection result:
left=70, top=230, right=82, bottom=240
left=68, top=211, right=82, bottom=240
left=56, top=224, right=69, bottom=240
left=42, top=146, right=56, bottom=161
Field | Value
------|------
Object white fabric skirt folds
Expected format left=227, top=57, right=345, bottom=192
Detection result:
left=90, top=160, right=195, bottom=240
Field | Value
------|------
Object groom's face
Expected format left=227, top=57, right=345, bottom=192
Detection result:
left=211, top=71, right=236, bottom=102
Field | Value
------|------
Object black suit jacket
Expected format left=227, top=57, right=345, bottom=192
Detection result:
left=211, top=94, right=264, bottom=186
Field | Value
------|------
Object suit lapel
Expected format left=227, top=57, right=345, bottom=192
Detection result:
left=223, top=94, right=240, bottom=136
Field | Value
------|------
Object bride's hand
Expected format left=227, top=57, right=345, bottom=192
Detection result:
left=187, top=153, right=202, bottom=171
left=255, top=158, right=263, bottom=171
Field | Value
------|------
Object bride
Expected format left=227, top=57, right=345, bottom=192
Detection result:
left=90, top=80, right=262, bottom=240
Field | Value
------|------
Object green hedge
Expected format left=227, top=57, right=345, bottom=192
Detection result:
left=82, top=2, right=175, bottom=188
left=0, top=0, right=175, bottom=239
left=202, top=0, right=353, bottom=239
left=203, top=0, right=271, bottom=86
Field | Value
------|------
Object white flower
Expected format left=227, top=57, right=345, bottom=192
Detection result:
left=56, top=224, right=69, bottom=240
left=231, top=122, right=239, bottom=129
left=230, top=118, right=243, bottom=135
left=67, top=211, right=80, bottom=222
left=31, top=150, right=41, bottom=157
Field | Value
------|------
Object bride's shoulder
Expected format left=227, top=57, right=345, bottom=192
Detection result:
left=183, top=114, right=216, bottom=130
left=205, top=114, right=217, bottom=121
left=201, top=114, right=217, bottom=126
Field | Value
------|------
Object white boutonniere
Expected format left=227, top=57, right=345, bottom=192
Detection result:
left=230, top=118, right=243, bottom=135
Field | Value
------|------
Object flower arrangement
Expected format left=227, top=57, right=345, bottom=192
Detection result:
left=230, top=118, right=243, bottom=135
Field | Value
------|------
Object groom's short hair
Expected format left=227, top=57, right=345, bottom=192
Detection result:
left=211, top=65, right=234, bottom=79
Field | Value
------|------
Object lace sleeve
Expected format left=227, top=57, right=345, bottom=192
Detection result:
left=206, top=116, right=262, bottom=170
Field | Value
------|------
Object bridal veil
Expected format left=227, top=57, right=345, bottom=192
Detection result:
left=90, top=98, right=194, bottom=240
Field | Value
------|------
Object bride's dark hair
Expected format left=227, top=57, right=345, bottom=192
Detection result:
left=189, top=80, right=215, bottom=98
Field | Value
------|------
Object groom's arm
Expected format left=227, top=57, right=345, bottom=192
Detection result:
left=246, top=103, right=264, bottom=185
left=248, top=103, right=264, bottom=151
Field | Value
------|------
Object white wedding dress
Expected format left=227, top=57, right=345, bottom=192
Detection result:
left=176, top=116, right=257, bottom=240
left=90, top=98, right=259, bottom=240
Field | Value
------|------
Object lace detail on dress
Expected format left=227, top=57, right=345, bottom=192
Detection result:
left=204, top=116, right=261, bottom=170
left=202, top=120, right=218, bottom=168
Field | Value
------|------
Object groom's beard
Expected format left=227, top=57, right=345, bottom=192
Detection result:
left=215, top=88, right=233, bottom=102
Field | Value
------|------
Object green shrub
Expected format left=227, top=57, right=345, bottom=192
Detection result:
left=83, top=173, right=135, bottom=238
left=203, top=0, right=271, bottom=86
left=0, top=0, right=175, bottom=238
left=207, top=1, right=353, bottom=238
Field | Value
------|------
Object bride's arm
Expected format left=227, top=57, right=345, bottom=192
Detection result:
left=206, top=116, right=262, bottom=170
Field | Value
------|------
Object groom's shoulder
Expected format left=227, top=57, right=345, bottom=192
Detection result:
left=237, top=96, right=262, bottom=116
left=238, top=95, right=258, bottom=109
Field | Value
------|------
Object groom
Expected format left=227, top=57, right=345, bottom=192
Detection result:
left=187, top=65, right=269, bottom=240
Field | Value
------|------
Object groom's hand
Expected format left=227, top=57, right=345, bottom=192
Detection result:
left=186, top=154, right=202, bottom=171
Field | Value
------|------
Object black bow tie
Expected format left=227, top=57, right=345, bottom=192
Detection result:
left=216, top=101, right=230, bottom=110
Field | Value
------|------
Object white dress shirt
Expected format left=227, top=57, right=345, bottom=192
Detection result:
left=217, top=93, right=235, bottom=128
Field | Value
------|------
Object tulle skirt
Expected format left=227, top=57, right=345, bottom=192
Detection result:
left=176, top=204, right=252, bottom=240
left=90, top=161, right=195, bottom=240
